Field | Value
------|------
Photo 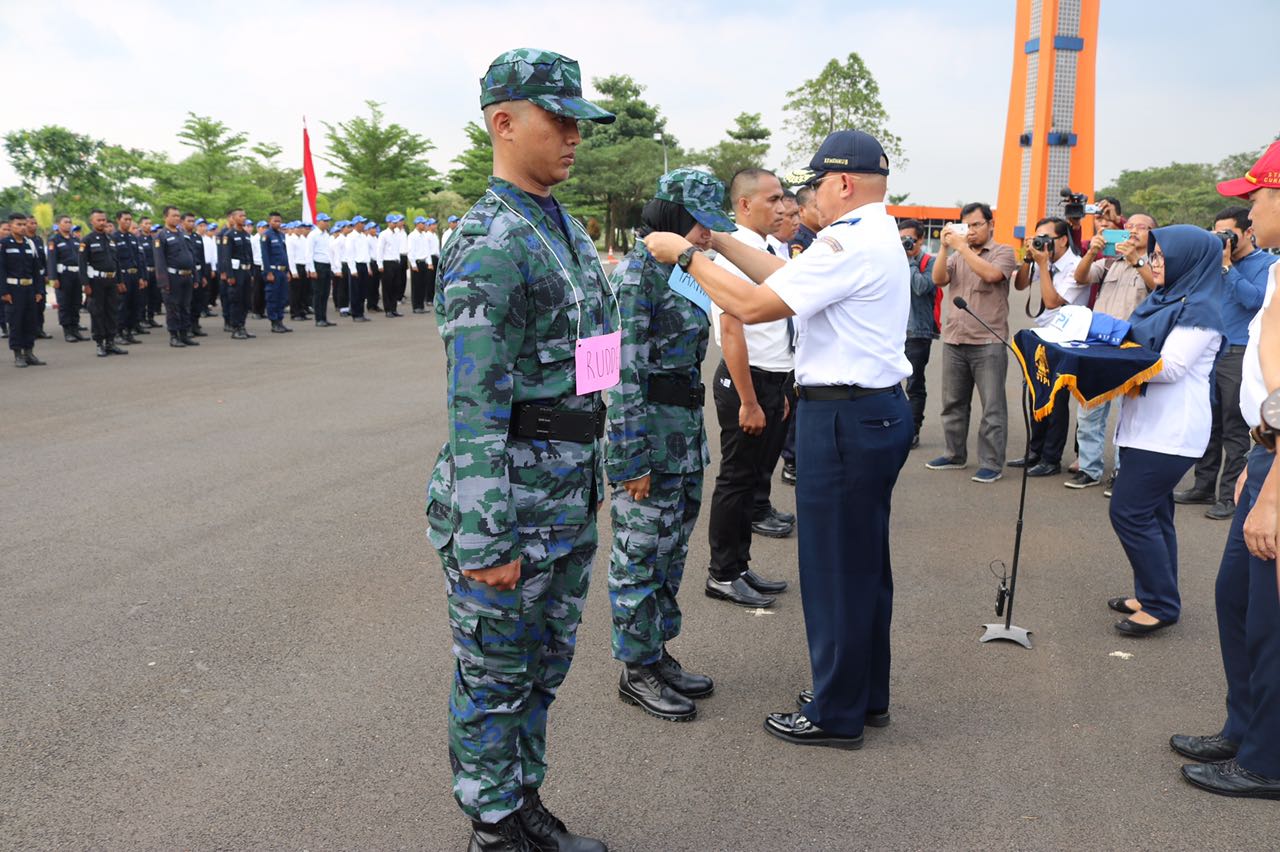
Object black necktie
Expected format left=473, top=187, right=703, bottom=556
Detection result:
left=765, top=242, right=796, bottom=353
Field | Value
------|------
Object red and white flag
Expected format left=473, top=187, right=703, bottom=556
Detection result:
left=301, top=118, right=318, bottom=225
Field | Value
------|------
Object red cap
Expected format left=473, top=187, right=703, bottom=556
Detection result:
left=1218, top=139, right=1280, bottom=198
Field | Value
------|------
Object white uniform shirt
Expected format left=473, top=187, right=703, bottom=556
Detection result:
left=442, top=225, right=458, bottom=248
left=202, top=234, right=216, bottom=268
left=711, top=225, right=794, bottom=373
left=348, top=230, right=371, bottom=264
left=367, top=233, right=379, bottom=264
left=1030, top=248, right=1088, bottom=328
left=306, top=227, right=331, bottom=272
left=1115, top=326, right=1222, bottom=456
left=407, top=229, right=429, bottom=263
left=766, top=201, right=911, bottom=388
left=250, top=231, right=263, bottom=266
left=1240, top=263, right=1279, bottom=428
left=424, top=230, right=440, bottom=261
left=378, top=228, right=400, bottom=263
left=396, top=226, right=408, bottom=258
left=285, top=233, right=300, bottom=268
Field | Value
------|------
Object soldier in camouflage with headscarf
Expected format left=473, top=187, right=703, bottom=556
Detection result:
left=427, top=48, right=615, bottom=852
left=605, top=170, right=736, bottom=723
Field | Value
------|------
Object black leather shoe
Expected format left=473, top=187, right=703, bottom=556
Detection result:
left=1170, top=733, right=1239, bottom=762
left=36, top=329, right=52, bottom=339
left=412, top=307, right=428, bottom=314
left=64, top=331, right=79, bottom=342
left=180, top=332, right=199, bottom=346
left=270, top=321, right=292, bottom=333
left=169, top=334, right=187, bottom=348
left=1206, top=499, right=1235, bottom=520
left=781, top=461, right=796, bottom=484
left=231, top=328, right=254, bottom=340
left=23, top=349, right=46, bottom=365
left=147, top=318, right=163, bottom=328
left=766, top=506, right=796, bottom=525
left=316, top=320, right=335, bottom=327
left=1181, top=758, right=1280, bottom=800
left=618, top=663, right=696, bottom=721
left=751, top=513, right=793, bottom=538
left=1008, top=455, right=1040, bottom=469
left=795, top=690, right=890, bottom=727
left=1173, top=487, right=1215, bottom=505
left=909, top=432, right=920, bottom=450
left=104, top=339, right=128, bottom=355
left=705, top=576, right=775, bottom=608
left=517, top=789, right=607, bottom=852
left=133, top=325, right=149, bottom=335
left=764, top=712, right=863, bottom=749
left=654, top=647, right=713, bottom=698
left=96, top=341, right=109, bottom=357
left=13, top=351, right=27, bottom=368
left=1115, top=616, right=1174, bottom=636
left=742, top=569, right=788, bottom=594
left=1026, top=462, right=1062, bottom=477
left=223, top=322, right=234, bottom=332
left=1107, top=597, right=1138, bottom=615
left=353, top=315, right=371, bottom=322
left=190, top=326, right=208, bottom=337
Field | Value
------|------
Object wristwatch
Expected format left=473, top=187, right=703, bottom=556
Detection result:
left=1131, top=256, right=1146, bottom=268
left=677, top=246, right=700, bottom=271
left=1254, top=388, right=1280, bottom=451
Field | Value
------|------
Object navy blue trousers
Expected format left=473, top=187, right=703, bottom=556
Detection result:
left=116, top=274, right=141, bottom=331
left=350, top=264, right=368, bottom=318
left=1215, top=446, right=1280, bottom=777
left=264, top=265, right=289, bottom=322
left=1109, top=447, right=1197, bottom=623
left=796, top=386, right=911, bottom=736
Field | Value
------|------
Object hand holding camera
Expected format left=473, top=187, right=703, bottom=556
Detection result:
left=941, top=223, right=968, bottom=251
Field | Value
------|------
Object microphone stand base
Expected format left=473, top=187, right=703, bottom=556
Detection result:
left=979, top=623, right=1033, bottom=649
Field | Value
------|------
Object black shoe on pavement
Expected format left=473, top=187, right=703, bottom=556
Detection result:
left=134, top=325, right=149, bottom=335
left=231, top=328, right=253, bottom=340
left=764, top=712, right=863, bottom=749
left=105, top=339, right=128, bottom=355
left=223, top=322, right=234, bottom=332
left=1181, top=759, right=1280, bottom=800
left=412, top=307, right=428, bottom=314
left=517, top=789, right=607, bottom=852
left=1103, top=474, right=1116, bottom=498
left=654, top=647, right=713, bottom=698
left=270, top=321, right=292, bottom=333
left=751, top=513, right=793, bottom=538
left=96, top=341, right=109, bottom=357
left=1206, top=499, right=1236, bottom=520
left=742, top=569, right=788, bottom=594
left=180, top=332, right=199, bottom=346
left=1173, top=487, right=1215, bottom=505
left=169, top=333, right=187, bottom=348
left=761, top=506, right=795, bottom=525
left=353, top=316, right=371, bottom=322
left=1170, top=733, right=1239, bottom=763
left=190, top=326, right=208, bottom=337
left=1065, top=471, right=1099, bottom=489
left=36, top=329, right=52, bottom=339
left=1114, top=616, right=1174, bottom=636
left=704, top=575, right=775, bottom=608
left=23, top=348, right=46, bottom=365
left=1008, top=455, right=1040, bottom=469
left=13, top=351, right=27, bottom=367
left=147, top=318, right=163, bottom=328
left=316, top=320, right=335, bottom=327
left=781, top=461, right=796, bottom=485
left=618, top=663, right=696, bottom=721
left=795, top=689, right=891, bottom=726
left=1027, top=462, right=1061, bottom=477
left=64, top=331, right=79, bottom=342
left=910, top=431, right=920, bottom=450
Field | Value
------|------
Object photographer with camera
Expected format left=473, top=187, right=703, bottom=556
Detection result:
left=1175, top=207, right=1278, bottom=519
left=1011, top=217, right=1086, bottom=477
left=900, top=218, right=937, bottom=449
left=1069, top=213, right=1159, bottom=490
left=926, top=202, right=1021, bottom=483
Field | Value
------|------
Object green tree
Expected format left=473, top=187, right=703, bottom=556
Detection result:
left=3, top=125, right=103, bottom=198
left=323, top=101, right=438, bottom=219
left=694, top=112, right=772, bottom=187
left=782, top=53, right=904, bottom=168
left=447, top=121, right=493, bottom=204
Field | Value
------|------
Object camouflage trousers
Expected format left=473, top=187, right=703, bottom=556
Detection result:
left=608, top=470, right=704, bottom=664
left=438, top=520, right=597, bottom=823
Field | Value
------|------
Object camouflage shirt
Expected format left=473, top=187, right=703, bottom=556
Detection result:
left=428, top=177, right=613, bottom=572
left=603, top=244, right=711, bottom=484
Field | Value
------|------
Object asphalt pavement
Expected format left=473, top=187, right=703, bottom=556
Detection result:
left=2, top=303, right=1276, bottom=851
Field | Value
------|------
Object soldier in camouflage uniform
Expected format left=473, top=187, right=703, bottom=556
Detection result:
left=427, top=48, right=615, bottom=852
left=605, top=170, right=736, bottom=723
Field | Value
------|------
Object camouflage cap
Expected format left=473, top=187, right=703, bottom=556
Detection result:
left=479, top=48, right=615, bottom=124
left=653, top=168, right=736, bottom=232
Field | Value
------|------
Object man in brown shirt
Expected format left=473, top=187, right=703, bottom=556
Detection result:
left=1069, top=213, right=1158, bottom=490
left=925, top=202, right=1022, bottom=482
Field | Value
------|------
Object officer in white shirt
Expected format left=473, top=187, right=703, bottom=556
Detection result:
left=345, top=217, right=371, bottom=321
left=364, top=221, right=381, bottom=312
left=643, top=130, right=912, bottom=751
left=407, top=216, right=432, bottom=313
left=330, top=221, right=350, bottom=315
left=1012, top=216, right=1086, bottom=477
left=378, top=215, right=403, bottom=317
left=250, top=220, right=266, bottom=319
left=306, top=213, right=336, bottom=327
left=441, top=214, right=460, bottom=249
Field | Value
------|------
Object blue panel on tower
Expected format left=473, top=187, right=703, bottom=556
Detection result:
left=1054, top=36, right=1084, bottom=51
left=1046, top=132, right=1079, bottom=147
left=1024, top=38, right=1040, bottom=54
left=1014, top=226, right=1026, bottom=239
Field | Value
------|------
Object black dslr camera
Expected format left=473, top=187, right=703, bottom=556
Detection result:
left=901, top=235, right=917, bottom=252
left=1215, top=230, right=1239, bottom=252
left=1060, top=186, right=1099, bottom=220
left=1030, top=234, right=1055, bottom=252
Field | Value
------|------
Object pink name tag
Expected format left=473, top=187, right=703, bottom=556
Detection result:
left=575, top=330, right=621, bottom=395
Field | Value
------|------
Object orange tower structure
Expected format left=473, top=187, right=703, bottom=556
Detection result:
left=995, top=0, right=1100, bottom=246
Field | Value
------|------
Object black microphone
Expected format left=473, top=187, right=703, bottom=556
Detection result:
left=952, top=296, right=1017, bottom=357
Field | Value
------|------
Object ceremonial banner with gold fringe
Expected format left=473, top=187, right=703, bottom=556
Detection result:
left=1012, top=330, right=1164, bottom=421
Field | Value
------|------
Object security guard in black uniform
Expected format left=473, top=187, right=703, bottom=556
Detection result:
left=217, top=208, right=256, bottom=340
left=181, top=213, right=209, bottom=338
left=27, top=215, right=51, bottom=340
left=1, top=212, right=48, bottom=366
left=79, top=209, right=128, bottom=358
left=113, top=211, right=144, bottom=344
left=154, top=205, right=198, bottom=348
left=138, top=217, right=163, bottom=327
left=48, top=216, right=86, bottom=341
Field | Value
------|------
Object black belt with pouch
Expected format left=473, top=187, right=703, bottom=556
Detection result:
left=510, top=403, right=606, bottom=443
left=796, top=384, right=896, bottom=401
left=647, top=374, right=706, bottom=408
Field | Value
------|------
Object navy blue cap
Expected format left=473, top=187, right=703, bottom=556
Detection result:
left=802, top=130, right=890, bottom=183
left=150, top=224, right=161, bottom=232
left=73, top=224, right=82, bottom=231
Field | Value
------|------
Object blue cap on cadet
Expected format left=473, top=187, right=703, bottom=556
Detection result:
left=365, top=222, right=377, bottom=230
left=150, top=224, right=162, bottom=232
left=385, top=213, right=397, bottom=223
left=448, top=215, right=459, bottom=223
left=426, top=217, right=437, bottom=225
left=256, top=220, right=267, bottom=228
left=195, top=218, right=206, bottom=225
left=413, top=215, right=426, bottom=224
left=351, top=214, right=366, bottom=224
left=795, top=129, right=890, bottom=187
left=315, top=213, right=331, bottom=222
left=72, top=224, right=82, bottom=231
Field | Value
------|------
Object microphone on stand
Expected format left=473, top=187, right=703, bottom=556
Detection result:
left=952, top=296, right=1034, bottom=649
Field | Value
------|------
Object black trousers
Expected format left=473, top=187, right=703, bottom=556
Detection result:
left=367, top=264, right=380, bottom=310
left=399, top=254, right=409, bottom=303
left=225, top=269, right=249, bottom=328
left=312, top=262, right=332, bottom=322
left=708, top=360, right=790, bottom=581
left=1028, top=387, right=1070, bottom=465
left=290, top=264, right=308, bottom=318
left=904, top=336, right=933, bottom=433
left=753, top=377, right=795, bottom=517
left=116, top=273, right=142, bottom=331
left=351, top=264, right=368, bottom=318
left=162, top=273, right=193, bottom=333
left=333, top=264, right=349, bottom=310
left=145, top=270, right=162, bottom=318
left=86, top=277, right=121, bottom=342
left=428, top=255, right=439, bottom=303
left=411, top=260, right=428, bottom=310
left=56, top=272, right=82, bottom=329
left=381, top=260, right=400, bottom=312
left=251, top=267, right=266, bottom=316
left=189, top=271, right=210, bottom=328
left=1194, top=346, right=1250, bottom=502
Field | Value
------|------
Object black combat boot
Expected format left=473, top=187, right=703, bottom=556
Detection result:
left=270, top=320, right=292, bottom=333
left=618, top=663, right=696, bottom=721
left=134, top=324, right=149, bottom=335
left=654, top=647, right=714, bottom=698
left=169, top=333, right=187, bottom=348
left=467, top=813, right=534, bottom=852
left=23, top=348, right=46, bottom=365
left=96, top=340, right=109, bottom=357
left=64, top=329, right=80, bottom=342
left=180, top=331, right=200, bottom=346
left=118, top=329, right=137, bottom=345
left=517, top=789, right=607, bottom=852
left=223, top=321, right=233, bottom=333
left=104, top=338, right=128, bottom=355
left=190, top=325, right=207, bottom=337
left=14, top=350, right=28, bottom=367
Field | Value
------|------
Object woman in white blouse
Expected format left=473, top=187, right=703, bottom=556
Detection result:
left=1108, top=226, right=1225, bottom=636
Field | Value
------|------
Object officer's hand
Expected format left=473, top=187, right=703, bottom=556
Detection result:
left=139, top=281, right=148, bottom=290
left=623, top=474, right=651, bottom=501
left=117, top=283, right=126, bottom=294
left=35, top=293, right=43, bottom=303
left=427, top=264, right=434, bottom=271
left=1244, top=487, right=1277, bottom=560
left=82, top=285, right=91, bottom=298
left=740, top=401, right=766, bottom=436
left=0, top=294, right=10, bottom=304
left=51, top=280, right=61, bottom=290
left=266, top=272, right=274, bottom=282
left=463, top=558, right=521, bottom=591
left=783, top=395, right=791, bottom=421
left=641, top=232, right=693, bottom=264
left=309, top=272, right=317, bottom=279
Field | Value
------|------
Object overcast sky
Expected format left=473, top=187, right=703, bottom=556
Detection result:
left=2, top=0, right=1275, bottom=210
